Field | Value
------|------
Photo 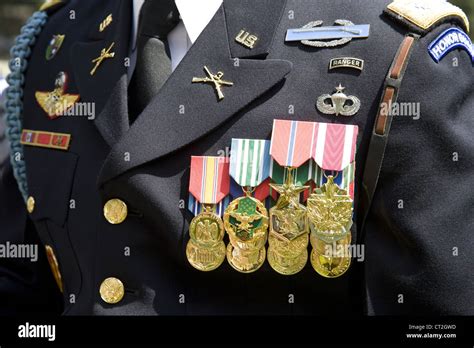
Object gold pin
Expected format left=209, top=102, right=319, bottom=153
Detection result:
left=192, top=66, right=233, bottom=101
left=235, top=29, right=258, bottom=49
left=90, top=42, right=115, bottom=76
left=99, top=14, right=113, bottom=32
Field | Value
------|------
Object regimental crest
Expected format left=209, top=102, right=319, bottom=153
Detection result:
left=35, top=72, right=80, bottom=119
left=307, top=176, right=353, bottom=243
left=224, top=196, right=268, bottom=241
left=317, top=84, right=360, bottom=117
left=45, top=34, right=65, bottom=60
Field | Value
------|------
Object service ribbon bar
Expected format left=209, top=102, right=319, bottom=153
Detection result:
left=189, top=156, right=230, bottom=205
left=229, top=138, right=271, bottom=188
left=20, top=129, right=71, bottom=151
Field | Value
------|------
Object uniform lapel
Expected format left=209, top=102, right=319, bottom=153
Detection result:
left=70, top=0, right=132, bottom=146
left=98, top=0, right=290, bottom=185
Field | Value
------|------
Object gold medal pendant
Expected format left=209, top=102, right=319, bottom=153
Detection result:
left=268, top=169, right=310, bottom=275
left=224, top=192, right=268, bottom=273
left=307, top=175, right=354, bottom=278
left=186, top=205, right=226, bottom=272
left=307, top=175, right=353, bottom=243
left=310, top=233, right=352, bottom=278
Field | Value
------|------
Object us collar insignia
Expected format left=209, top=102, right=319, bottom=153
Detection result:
left=235, top=29, right=258, bottom=49
left=99, top=14, right=113, bottom=32
left=35, top=72, right=80, bottom=119
left=317, top=84, right=360, bottom=117
left=192, top=66, right=234, bottom=101
left=428, top=28, right=474, bottom=63
left=286, top=20, right=370, bottom=48
left=90, top=42, right=115, bottom=76
left=45, top=34, right=65, bottom=60
left=329, top=57, right=364, bottom=71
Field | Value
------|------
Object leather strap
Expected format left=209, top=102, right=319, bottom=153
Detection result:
left=359, top=33, right=419, bottom=242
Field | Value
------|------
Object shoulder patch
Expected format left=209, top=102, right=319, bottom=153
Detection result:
left=385, top=0, right=469, bottom=35
left=428, top=28, right=474, bottom=63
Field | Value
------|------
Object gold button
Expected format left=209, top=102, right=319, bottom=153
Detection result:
left=26, top=196, right=35, bottom=213
left=103, top=198, right=128, bottom=224
left=99, top=277, right=125, bottom=304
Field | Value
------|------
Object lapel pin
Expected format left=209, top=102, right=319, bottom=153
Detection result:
left=316, top=84, right=360, bottom=117
left=45, top=34, right=65, bottom=60
left=286, top=20, right=370, bottom=48
left=35, top=72, right=80, bottom=119
left=329, top=57, right=364, bottom=71
left=90, top=42, right=115, bottom=76
left=99, top=14, right=113, bottom=32
left=192, top=66, right=234, bottom=101
left=235, top=29, right=259, bottom=49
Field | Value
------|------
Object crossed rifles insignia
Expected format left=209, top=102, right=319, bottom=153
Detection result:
left=192, top=66, right=234, bottom=101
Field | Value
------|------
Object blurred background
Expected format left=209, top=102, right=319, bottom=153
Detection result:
left=0, top=0, right=473, bottom=96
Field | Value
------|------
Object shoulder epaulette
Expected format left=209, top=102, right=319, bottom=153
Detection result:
left=39, top=0, right=67, bottom=13
left=384, top=0, right=469, bottom=35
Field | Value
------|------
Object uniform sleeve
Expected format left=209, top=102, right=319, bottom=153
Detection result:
left=0, top=116, right=63, bottom=315
left=365, top=23, right=474, bottom=315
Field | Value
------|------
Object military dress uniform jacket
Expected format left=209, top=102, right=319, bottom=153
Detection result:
left=1, top=0, right=473, bottom=315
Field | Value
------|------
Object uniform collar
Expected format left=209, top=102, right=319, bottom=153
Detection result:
left=132, top=0, right=223, bottom=50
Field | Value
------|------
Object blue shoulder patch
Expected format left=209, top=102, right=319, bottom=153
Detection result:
left=428, top=28, right=474, bottom=63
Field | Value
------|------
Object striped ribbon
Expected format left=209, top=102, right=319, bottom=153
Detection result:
left=229, top=139, right=271, bottom=187
left=189, top=156, right=230, bottom=205
left=188, top=195, right=231, bottom=217
left=270, top=120, right=359, bottom=171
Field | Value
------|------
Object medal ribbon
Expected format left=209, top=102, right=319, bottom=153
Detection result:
left=229, top=139, right=271, bottom=187
left=270, top=120, right=359, bottom=171
left=189, top=156, right=230, bottom=204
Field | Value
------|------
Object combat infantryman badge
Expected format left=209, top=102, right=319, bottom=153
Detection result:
left=286, top=20, right=370, bottom=48
left=45, top=34, right=64, bottom=60
left=35, top=72, right=80, bottom=119
left=90, top=42, right=115, bottom=76
left=192, top=66, right=234, bottom=101
left=317, top=84, right=361, bottom=117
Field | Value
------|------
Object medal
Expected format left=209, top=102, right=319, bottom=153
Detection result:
left=268, top=169, right=309, bottom=275
left=224, top=139, right=271, bottom=273
left=269, top=120, right=323, bottom=275
left=186, top=156, right=230, bottom=272
left=301, top=121, right=359, bottom=278
left=35, top=71, right=80, bottom=119
left=307, top=175, right=353, bottom=244
left=310, top=234, right=352, bottom=278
